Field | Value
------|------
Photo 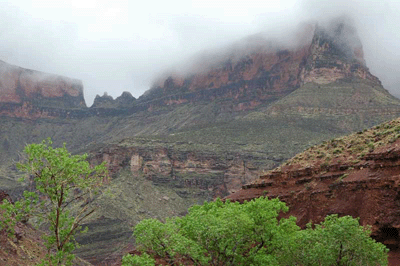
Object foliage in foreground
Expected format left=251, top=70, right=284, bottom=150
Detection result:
left=0, top=191, right=37, bottom=238
left=288, top=215, right=389, bottom=266
left=122, top=252, right=156, bottom=266
left=122, top=197, right=388, bottom=266
left=0, top=138, right=108, bottom=266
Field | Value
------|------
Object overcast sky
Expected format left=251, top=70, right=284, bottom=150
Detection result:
left=1, top=0, right=400, bottom=105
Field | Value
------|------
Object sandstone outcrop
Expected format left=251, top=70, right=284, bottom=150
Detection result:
left=89, top=139, right=266, bottom=201
left=0, top=60, right=86, bottom=118
left=144, top=17, right=382, bottom=113
left=92, top=91, right=136, bottom=109
left=227, top=118, right=400, bottom=255
left=0, top=17, right=397, bottom=121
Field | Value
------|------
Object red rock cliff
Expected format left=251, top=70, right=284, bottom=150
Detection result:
left=0, top=60, right=86, bottom=118
left=227, top=118, right=400, bottom=257
left=144, top=17, right=378, bottom=111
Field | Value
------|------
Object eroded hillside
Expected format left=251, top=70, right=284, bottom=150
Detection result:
left=227, top=117, right=400, bottom=258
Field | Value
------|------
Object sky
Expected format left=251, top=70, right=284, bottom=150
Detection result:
left=1, top=0, right=400, bottom=105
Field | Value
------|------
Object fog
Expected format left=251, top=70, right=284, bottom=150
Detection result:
left=1, top=0, right=399, bottom=105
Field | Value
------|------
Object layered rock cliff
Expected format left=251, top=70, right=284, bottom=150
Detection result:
left=0, top=60, right=86, bottom=118
left=0, top=17, right=398, bottom=121
left=91, top=91, right=136, bottom=109
left=227, top=117, right=400, bottom=254
left=89, top=138, right=266, bottom=200
left=143, top=17, right=387, bottom=113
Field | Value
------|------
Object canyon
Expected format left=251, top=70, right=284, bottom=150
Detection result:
left=1, top=17, right=400, bottom=264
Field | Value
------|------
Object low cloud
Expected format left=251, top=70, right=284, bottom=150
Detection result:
left=1, top=0, right=399, bottom=105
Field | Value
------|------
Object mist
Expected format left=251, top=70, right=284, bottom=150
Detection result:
left=1, top=0, right=399, bottom=105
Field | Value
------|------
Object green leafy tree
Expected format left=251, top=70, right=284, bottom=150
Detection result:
left=0, top=191, right=37, bottom=238
left=17, top=138, right=108, bottom=266
left=288, top=214, right=389, bottom=266
left=178, top=197, right=298, bottom=265
left=124, top=198, right=388, bottom=266
left=130, top=197, right=299, bottom=266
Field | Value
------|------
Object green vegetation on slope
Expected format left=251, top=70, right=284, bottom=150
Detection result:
left=73, top=169, right=195, bottom=264
left=268, top=78, right=400, bottom=112
left=123, top=197, right=388, bottom=266
left=280, top=117, right=400, bottom=169
left=4, top=139, right=108, bottom=266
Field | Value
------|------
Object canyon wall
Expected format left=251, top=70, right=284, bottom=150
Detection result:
left=0, top=60, right=86, bottom=118
left=89, top=141, right=269, bottom=201
left=0, top=18, right=396, bottom=121
left=227, top=118, right=400, bottom=250
left=143, top=19, right=382, bottom=113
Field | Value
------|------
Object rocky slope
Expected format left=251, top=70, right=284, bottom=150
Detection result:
left=226, top=117, right=400, bottom=263
left=0, top=191, right=93, bottom=266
